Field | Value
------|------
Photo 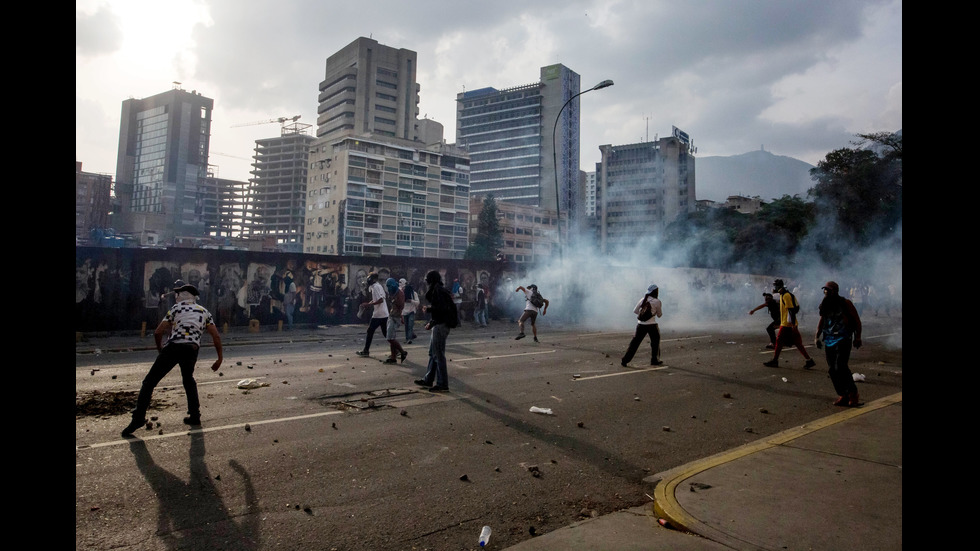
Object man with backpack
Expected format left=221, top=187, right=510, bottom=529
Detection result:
left=400, top=278, right=419, bottom=344
left=415, top=270, right=456, bottom=392
left=813, top=281, right=863, bottom=406
left=515, top=284, right=548, bottom=343
left=764, top=279, right=816, bottom=369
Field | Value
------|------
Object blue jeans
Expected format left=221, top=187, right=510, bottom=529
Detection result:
left=404, top=312, right=417, bottom=340
left=423, top=323, right=450, bottom=387
left=475, top=306, right=488, bottom=327
left=825, top=337, right=857, bottom=397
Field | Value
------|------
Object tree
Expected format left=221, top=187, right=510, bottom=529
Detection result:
left=465, top=194, right=504, bottom=260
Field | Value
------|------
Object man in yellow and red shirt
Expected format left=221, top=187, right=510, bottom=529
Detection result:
left=763, top=278, right=816, bottom=369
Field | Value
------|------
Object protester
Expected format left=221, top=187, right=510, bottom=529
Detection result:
left=814, top=281, right=863, bottom=406
left=400, top=278, right=420, bottom=344
left=621, top=284, right=663, bottom=367
left=451, top=278, right=464, bottom=326
left=355, top=272, right=389, bottom=357
left=474, top=283, right=489, bottom=328
left=515, top=284, right=548, bottom=342
left=764, top=279, right=817, bottom=369
left=381, top=278, right=408, bottom=364
left=415, top=270, right=454, bottom=392
left=122, top=280, right=223, bottom=436
left=748, top=292, right=781, bottom=349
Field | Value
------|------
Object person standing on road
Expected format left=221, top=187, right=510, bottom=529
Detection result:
left=401, top=278, right=419, bottom=344
left=814, top=281, right=863, bottom=406
left=356, top=272, right=389, bottom=357
left=621, top=284, right=663, bottom=367
left=764, top=279, right=816, bottom=369
left=474, top=283, right=489, bottom=328
left=122, top=280, right=223, bottom=437
left=415, top=270, right=454, bottom=392
left=383, top=278, right=408, bottom=364
left=451, top=278, right=464, bottom=326
left=515, top=284, right=548, bottom=342
left=748, top=292, right=780, bottom=349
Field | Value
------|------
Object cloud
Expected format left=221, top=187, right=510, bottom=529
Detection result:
left=76, top=5, right=123, bottom=56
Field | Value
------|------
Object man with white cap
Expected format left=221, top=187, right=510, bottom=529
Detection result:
left=122, top=280, right=223, bottom=436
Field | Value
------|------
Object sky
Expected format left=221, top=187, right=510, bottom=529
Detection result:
left=76, top=0, right=902, bottom=184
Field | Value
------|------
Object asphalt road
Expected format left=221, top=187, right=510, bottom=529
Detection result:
left=76, top=315, right=902, bottom=550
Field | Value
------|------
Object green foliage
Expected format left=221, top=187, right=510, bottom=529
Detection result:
left=465, top=194, right=504, bottom=261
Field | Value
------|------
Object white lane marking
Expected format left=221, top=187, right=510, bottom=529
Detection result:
left=76, top=410, right=345, bottom=450
left=573, top=366, right=669, bottom=381
left=452, top=350, right=557, bottom=363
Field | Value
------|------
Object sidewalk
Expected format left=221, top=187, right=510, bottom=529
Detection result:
left=504, top=392, right=902, bottom=550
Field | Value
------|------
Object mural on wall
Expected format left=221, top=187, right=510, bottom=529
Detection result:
left=144, top=261, right=180, bottom=310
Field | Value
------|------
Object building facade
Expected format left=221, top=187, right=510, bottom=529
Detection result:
left=455, top=64, right=581, bottom=215
left=595, top=132, right=696, bottom=253
left=244, top=123, right=316, bottom=252
left=76, top=162, right=112, bottom=244
left=113, top=86, right=215, bottom=243
left=469, top=197, right=558, bottom=265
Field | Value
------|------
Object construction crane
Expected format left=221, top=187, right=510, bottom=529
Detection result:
left=231, top=115, right=301, bottom=128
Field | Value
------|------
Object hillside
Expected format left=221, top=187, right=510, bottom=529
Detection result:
left=695, top=149, right=815, bottom=203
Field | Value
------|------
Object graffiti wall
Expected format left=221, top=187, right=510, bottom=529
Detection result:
left=75, top=247, right=499, bottom=332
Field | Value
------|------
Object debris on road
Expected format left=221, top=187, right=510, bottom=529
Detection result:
left=237, top=378, right=270, bottom=389
left=529, top=406, right=553, bottom=415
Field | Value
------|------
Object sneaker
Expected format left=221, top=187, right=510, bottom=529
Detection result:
left=429, top=385, right=449, bottom=392
left=847, top=392, right=861, bottom=407
left=763, top=359, right=779, bottom=368
left=765, top=344, right=775, bottom=350
left=121, top=417, right=148, bottom=437
left=803, top=359, right=816, bottom=369
left=399, top=351, right=408, bottom=363
left=652, top=360, right=664, bottom=366
left=515, top=333, right=526, bottom=340
left=533, top=337, right=539, bottom=343
left=183, top=415, right=201, bottom=426
left=383, top=357, right=398, bottom=364
left=406, top=340, right=413, bottom=344
left=621, top=360, right=629, bottom=368
left=355, top=350, right=369, bottom=357
left=414, top=379, right=431, bottom=387
left=833, top=396, right=848, bottom=406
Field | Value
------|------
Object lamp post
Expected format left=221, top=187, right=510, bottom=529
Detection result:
left=552, top=79, right=613, bottom=263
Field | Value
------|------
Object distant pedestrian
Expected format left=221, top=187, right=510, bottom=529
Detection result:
left=451, top=278, right=464, bottom=326
left=748, top=292, right=780, bottom=349
left=400, top=278, right=420, bottom=344
left=383, top=278, right=408, bottom=364
left=356, top=272, right=389, bottom=357
left=814, top=281, right=863, bottom=406
left=515, top=284, right=548, bottom=342
left=415, top=270, right=454, bottom=392
left=122, top=281, right=223, bottom=437
left=621, top=284, right=663, bottom=367
left=764, top=279, right=816, bottom=369
left=283, top=270, right=297, bottom=329
left=474, top=283, right=489, bottom=327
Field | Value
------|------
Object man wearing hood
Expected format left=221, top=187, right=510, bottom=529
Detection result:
left=814, top=281, right=863, bottom=406
left=122, top=280, right=224, bottom=436
left=415, top=270, right=454, bottom=392
left=356, top=272, right=390, bottom=357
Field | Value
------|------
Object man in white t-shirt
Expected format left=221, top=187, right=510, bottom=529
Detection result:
left=356, top=272, right=389, bottom=357
left=515, top=284, right=548, bottom=342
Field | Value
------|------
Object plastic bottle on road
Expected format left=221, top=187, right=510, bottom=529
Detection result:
left=479, top=525, right=491, bottom=547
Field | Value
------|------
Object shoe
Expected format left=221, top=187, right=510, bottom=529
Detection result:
left=515, top=333, right=526, bottom=340
left=833, top=396, right=848, bottom=406
left=355, top=350, right=369, bottom=357
left=652, top=360, right=664, bottom=366
left=847, top=392, right=861, bottom=407
left=399, top=351, right=408, bottom=363
left=406, top=340, right=413, bottom=344
left=763, top=359, right=779, bottom=368
left=803, top=359, right=816, bottom=369
left=765, top=344, right=775, bottom=350
left=183, top=415, right=201, bottom=426
left=122, top=417, right=148, bottom=437
left=414, top=379, right=431, bottom=387
left=429, top=385, right=449, bottom=392
left=621, top=360, right=629, bottom=368
left=383, top=357, right=397, bottom=364
left=533, top=337, right=539, bottom=342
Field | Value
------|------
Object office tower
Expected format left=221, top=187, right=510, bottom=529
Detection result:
left=114, top=85, right=214, bottom=243
left=75, top=162, right=112, bottom=243
left=244, top=122, right=316, bottom=252
left=315, top=37, right=420, bottom=143
left=455, top=64, right=581, bottom=216
left=596, top=130, right=696, bottom=253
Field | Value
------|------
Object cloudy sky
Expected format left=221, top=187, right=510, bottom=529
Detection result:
left=76, top=0, right=902, bottom=183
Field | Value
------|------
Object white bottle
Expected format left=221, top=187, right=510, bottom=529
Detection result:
left=479, top=525, right=492, bottom=547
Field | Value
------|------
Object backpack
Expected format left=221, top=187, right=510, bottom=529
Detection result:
left=529, top=289, right=545, bottom=308
left=785, top=292, right=800, bottom=324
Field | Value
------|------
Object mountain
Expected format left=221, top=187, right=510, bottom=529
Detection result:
left=695, top=149, right=815, bottom=203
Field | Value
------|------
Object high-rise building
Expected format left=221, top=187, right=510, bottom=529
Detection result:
left=455, top=64, right=581, bottom=216
left=244, top=122, right=316, bottom=252
left=315, top=37, right=420, bottom=143
left=595, top=130, right=696, bottom=253
left=113, top=85, right=214, bottom=243
left=76, top=162, right=112, bottom=243
left=306, top=37, right=469, bottom=259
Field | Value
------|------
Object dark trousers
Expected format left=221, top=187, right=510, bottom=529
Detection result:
left=363, top=317, right=388, bottom=352
left=622, top=323, right=661, bottom=365
left=766, top=321, right=778, bottom=344
left=133, top=343, right=201, bottom=419
left=825, top=338, right=858, bottom=397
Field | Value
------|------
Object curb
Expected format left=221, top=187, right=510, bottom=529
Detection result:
left=649, top=391, right=902, bottom=544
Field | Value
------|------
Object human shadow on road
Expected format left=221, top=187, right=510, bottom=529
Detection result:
left=128, top=431, right=260, bottom=550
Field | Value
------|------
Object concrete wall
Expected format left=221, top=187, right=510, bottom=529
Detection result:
left=75, top=247, right=501, bottom=332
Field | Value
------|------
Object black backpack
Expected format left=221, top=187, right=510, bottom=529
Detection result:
left=785, top=292, right=800, bottom=323
left=529, top=289, right=545, bottom=308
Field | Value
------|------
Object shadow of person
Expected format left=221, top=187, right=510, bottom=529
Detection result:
left=128, top=431, right=260, bottom=550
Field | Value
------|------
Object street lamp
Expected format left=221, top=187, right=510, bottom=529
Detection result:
left=552, top=79, right=613, bottom=263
